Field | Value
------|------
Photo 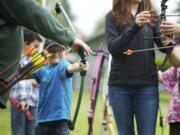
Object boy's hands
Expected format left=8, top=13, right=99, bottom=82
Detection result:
left=79, top=61, right=89, bottom=71
left=67, top=61, right=89, bottom=73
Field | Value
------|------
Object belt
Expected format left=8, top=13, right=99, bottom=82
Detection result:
left=39, top=120, right=68, bottom=126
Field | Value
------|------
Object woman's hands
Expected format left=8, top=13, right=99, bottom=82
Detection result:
left=135, top=11, right=152, bottom=27
left=160, top=21, right=180, bottom=46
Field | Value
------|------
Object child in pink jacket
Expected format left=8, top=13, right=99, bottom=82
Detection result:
left=158, top=67, right=180, bottom=135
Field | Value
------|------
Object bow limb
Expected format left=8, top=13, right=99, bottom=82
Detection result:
left=87, top=48, right=106, bottom=135
left=55, top=2, right=76, bottom=35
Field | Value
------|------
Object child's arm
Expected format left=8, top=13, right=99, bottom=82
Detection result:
left=158, top=71, right=164, bottom=83
left=158, top=67, right=178, bottom=93
left=67, top=61, right=89, bottom=73
left=169, top=47, right=180, bottom=67
left=31, top=79, right=39, bottom=88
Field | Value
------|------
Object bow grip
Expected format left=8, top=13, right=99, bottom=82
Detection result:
left=77, top=48, right=87, bottom=76
left=77, top=48, right=86, bottom=64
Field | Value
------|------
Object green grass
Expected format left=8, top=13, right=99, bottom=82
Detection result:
left=0, top=91, right=170, bottom=135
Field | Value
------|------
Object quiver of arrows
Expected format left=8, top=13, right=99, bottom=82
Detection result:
left=0, top=50, right=51, bottom=96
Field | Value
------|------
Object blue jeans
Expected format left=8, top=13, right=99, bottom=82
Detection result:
left=11, top=105, right=37, bottom=135
left=34, top=120, right=70, bottom=135
left=108, top=85, right=159, bottom=135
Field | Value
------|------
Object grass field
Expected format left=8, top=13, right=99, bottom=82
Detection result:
left=0, top=91, right=170, bottom=135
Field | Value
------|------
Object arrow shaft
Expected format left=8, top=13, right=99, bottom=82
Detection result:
left=133, top=45, right=179, bottom=53
left=152, top=15, right=180, bottom=17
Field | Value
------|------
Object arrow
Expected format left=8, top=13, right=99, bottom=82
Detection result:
left=123, top=45, right=180, bottom=55
left=0, top=47, right=35, bottom=77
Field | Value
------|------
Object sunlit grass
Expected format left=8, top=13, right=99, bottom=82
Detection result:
left=0, top=91, right=170, bottom=135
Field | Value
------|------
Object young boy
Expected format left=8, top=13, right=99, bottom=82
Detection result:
left=33, top=39, right=89, bottom=135
left=10, top=30, right=41, bottom=135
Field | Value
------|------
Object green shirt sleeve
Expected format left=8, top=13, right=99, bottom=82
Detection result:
left=0, top=0, right=75, bottom=46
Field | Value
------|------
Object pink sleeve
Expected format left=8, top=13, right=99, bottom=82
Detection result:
left=162, top=67, right=178, bottom=93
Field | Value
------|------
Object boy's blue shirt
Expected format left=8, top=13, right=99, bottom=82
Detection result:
left=34, top=59, right=73, bottom=123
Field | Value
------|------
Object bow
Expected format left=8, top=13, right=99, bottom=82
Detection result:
left=153, top=0, right=175, bottom=70
left=87, top=45, right=106, bottom=135
left=99, top=94, right=115, bottom=135
left=55, top=2, right=87, bottom=130
left=124, top=0, right=179, bottom=70
left=99, top=54, right=115, bottom=135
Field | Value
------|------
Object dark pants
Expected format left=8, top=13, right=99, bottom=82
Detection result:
left=169, top=122, right=180, bottom=135
left=108, top=85, right=159, bottom=135
left=34, top=120, right=70, bottom=135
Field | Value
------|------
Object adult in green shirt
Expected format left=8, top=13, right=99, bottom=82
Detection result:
left=0, top=0, right=92, bottom=108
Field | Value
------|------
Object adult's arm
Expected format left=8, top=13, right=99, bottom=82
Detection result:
left=0, top=0, right=75, bottom=46
left=169, top=47, right=180, bottom=67
left=105, top=13, right=141, bottom=55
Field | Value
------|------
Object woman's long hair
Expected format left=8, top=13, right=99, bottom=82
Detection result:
left=112, top=0, right=155, bottom=26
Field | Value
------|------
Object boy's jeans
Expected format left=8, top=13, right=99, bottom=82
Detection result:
left=34, top=120, right=70, bottom=135
left=108, top=85, right=159, bottom=135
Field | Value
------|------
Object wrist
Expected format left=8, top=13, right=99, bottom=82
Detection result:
left=167, top=39, right=176, bottom=46
left=175, top=24, right=180, bottom=35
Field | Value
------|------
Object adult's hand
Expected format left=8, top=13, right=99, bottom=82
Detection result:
left=160, top=21, right=180, bottom=36
left=135, top=11, right=151, bottom=27
left=71, top=38, right=92, bottom=56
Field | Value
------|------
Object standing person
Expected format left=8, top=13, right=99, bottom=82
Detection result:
left=33, top=40, right=89, bottom=135
left=10, top=30, right=42, bottom=135
left=105, top=0, right=169, bottom=135
left=160, top=21, right=180, bottom=67
left=0, top=0, right=92, bottom=109
left=158, top=67, right=180, bottom=135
